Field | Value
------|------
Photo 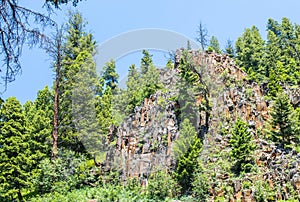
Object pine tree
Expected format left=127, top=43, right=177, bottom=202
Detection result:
left=264, top=18, right=300, bottom=85
left=34, top=86, right=53, bottom=118
left=270, top=92, right=295, bottom=147
left=264, top=30, right=281, bottom=78
left=267, top=61, right=285, bottom=98
left=141, top=63, right=162, bottom=99
left=174, top=118, right=202, bottom=194
left=224, top=39, right=235, bottom=58
left=235, top=26, right=265, bottom=81
left=102, top=60, right=119, bottom=91
left=59, top=11, right=97, bottom=153
left=125, top=64, right=143, bottom=114
left=177, top=49, right=210, bottom=130
left=207, top=36, right=221, bottom=53
left=0, top=97, right=31, bottom=201
left=71, top=50, right=100, bottom=155
left=229, top=117, right=256, bottom=174
left=24, top=96, right=52, bottom=169
left=141, top=50, right=153, bottom=75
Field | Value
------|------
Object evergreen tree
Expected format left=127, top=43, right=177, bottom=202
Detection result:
left=102, top=60, right=119, bottom=91
left=207, top=36, right=221, bottom=53
left=174, top=119, right=202, bottom=194
left=95, top=85, right=116, bottom=162
left=125, top=64, right=143, bottom=114
left=235, top=26, right=265, bottom=81
left=186, top=40, right=192, bottom=50
left=267, top=18, right=281, bottom=37
left=224, top=39, right=235, bottom=58
left=141, top=62, right=163, bottom=99
left=270, top=92, right=296, bottom=147
left=0, top=97, right=31, bottom=201
left=177, top=49, right=210, bottom=130
left=264, top=30, right=281, bottom=78
left=229, top=117, right=256, bottom=174
left=279, top=18, right=300, bottom=85
left=59, top=11, right=97, bottom=153
left=141, top=50, right=153, bottom=75
left=34, top=86, right=53, bottom=118
left=94, top=58, right=120, bottom=157
left=72, top=50, right=101, bottom=155
left=24, top=97, right=52, bottom=170
left=267, top=61, right=286, bottom=98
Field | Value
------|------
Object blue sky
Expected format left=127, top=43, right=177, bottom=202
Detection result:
left=2, top=0, right=300, bottom=103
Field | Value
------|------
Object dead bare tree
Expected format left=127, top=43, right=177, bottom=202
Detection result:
left=45, top=0, right=84, bottom=8
left=44, top=26, right=65, bottom=159
left=196, top=21, right=208, bottom=51
left=0, top=0, right=55, bottom=89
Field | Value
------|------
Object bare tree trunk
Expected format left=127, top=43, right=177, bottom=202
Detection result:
left=45, top=26, right=64, bottom=160
left=17, top=189, right=23, bottom=202
left=52, top=62, right=60, bottom=159
left=196, top=22, right=208, bottom=51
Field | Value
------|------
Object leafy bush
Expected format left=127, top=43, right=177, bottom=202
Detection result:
left=191, top=160, right=209, bottom=200
left=147, top=169, right=180, bottom=200
left=33, top=150, right=98, bottom=195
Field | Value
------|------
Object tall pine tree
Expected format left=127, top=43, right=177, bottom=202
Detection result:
left=270, top=92, right=296, bottom=147
left=235, top=26, right=265, bottom=81
left=0, top=97, right=31, bottom=201
left=58, top=11, right=97, bottom=153
left=229, top=117, right=256, bottom=174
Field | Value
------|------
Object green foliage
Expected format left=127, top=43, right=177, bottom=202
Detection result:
left=141, top=49, right=153, bottom=75
left=174, top=119, right=202, bottom=194
left=34, top=150, right=97, bottom=195
left=267, top=62, right=284, bottom=98
left=235, top=17, right=300, bottom=94
left=224, top=39, right=235, bottom=57
left=102, top=60, right=119, bottom=91
left=235, top=26, right=265, bottom=81
left=24, top=86, right=53, bottom=164
left=58, top=11, right=98, bottom=153
left=123, top=64, right=143, bottom=114
left=72, top=49, right=104, bottom=156
left=191, top=160, right=209, bottom=200
left=0, top=97, right=31, bottom=201
left=229, top=117, right=256, bottom=174
left=140, top=51, right=163, bottom=99
left=270, top=92, right=297, bottom=147
left=147, top=170, right=180, bottom=200
left=96, top=86, right=115, bottom=142
left=207, top=36, right=221, bottom=53
left=115, top=50, right=162, bottom=116
left=254, top=180, right=278, bottom=202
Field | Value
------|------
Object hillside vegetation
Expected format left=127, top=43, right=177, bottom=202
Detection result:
left=0, top=13, right=300, bottom=201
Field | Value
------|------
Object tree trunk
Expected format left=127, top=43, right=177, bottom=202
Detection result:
left=17, top=189, right=23, bottom=202
left=205, top=95, right=210, bottom=130
left=49, top=27, right=63, bottom=160
left=52, top=76, right=59, bottom=160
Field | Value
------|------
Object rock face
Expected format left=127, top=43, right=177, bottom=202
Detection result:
left=104, top=69, right=180, bottom=183
left=103, top=49, right=300, bottom=200
left=175, top=49, right=270, bottom=130
left=257, top=140, right=300, bottom=197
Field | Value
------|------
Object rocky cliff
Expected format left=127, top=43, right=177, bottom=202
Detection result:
left=103, top=50, right=300, bottom=201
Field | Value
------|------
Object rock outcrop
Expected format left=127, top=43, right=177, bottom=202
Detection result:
left=104, top=69, right=180, bottom=184
left=103, top=49, right=300, bottom=200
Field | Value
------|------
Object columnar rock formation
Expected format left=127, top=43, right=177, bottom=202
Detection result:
left=103, top=49, right=300, bottom=200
